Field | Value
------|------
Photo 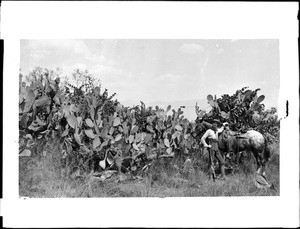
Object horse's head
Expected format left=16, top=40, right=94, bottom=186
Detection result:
left=218, top=130, right=226, bottom=144
left=218, top=130, right=237, bottom=153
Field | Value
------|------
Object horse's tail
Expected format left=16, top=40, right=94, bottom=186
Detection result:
left=264, top=137, right=271, bottom=162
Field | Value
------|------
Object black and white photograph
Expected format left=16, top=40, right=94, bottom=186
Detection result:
left=1, top=1, right=299, bottom=228
left=18, top=39, right=280, bottom=197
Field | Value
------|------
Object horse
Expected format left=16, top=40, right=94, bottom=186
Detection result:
left=194, top=119, right=271, bottom=176
left=218, top=129, right=271, bottom=176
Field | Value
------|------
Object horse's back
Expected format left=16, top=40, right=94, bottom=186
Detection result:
left=244, top=130, right=265, bottom=150
left=245, top=130, right=264, bottom=141
left=219, top=129, right=265, bottom=152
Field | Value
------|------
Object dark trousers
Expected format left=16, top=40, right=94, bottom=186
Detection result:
left=208, top=141, right=226, bottom=180
left=209, top=141, right=225, bottom=167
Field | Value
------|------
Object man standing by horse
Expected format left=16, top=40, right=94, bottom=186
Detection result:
left=201, top=119, right=226, bottom=181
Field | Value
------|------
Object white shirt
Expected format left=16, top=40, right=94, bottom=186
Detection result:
left=201, top=126, right=224, bottom=147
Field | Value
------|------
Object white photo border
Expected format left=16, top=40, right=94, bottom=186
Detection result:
left=1, top=1, right=299, bottom=228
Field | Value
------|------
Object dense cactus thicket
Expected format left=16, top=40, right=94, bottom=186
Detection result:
left=196, top=87, right=279, bottom=138
left=19, top=67, right=280, bottom=176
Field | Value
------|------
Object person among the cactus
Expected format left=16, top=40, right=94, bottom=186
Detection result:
left=201, top=119, right=226, bottom=180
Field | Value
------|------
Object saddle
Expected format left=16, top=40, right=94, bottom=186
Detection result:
left=222, top=130, right=248, bottom=139
left=232, top=132, right=248, bottom=139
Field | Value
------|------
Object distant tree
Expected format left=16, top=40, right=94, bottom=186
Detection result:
left=65, top=68, right=101, bottom=94
left=22, top=67, right=62, bottom=86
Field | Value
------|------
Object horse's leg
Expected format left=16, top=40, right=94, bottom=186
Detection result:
left=252, top=150, right=262, bottom=174
left=233, top=139, right=243, bottom=167
left=234, top=147, right=240, bottom=167
left=225, top=137, right=233, bottom=165
left=220, top=150, right=226, bottom=162
left=261, top=142, right=270, bottom=176
left=257, top=147, right=268, bottom=176
left=241, top=150, right=250, bottom=165
left=238, top=151, right=244, bottom=165
left=261, top=162, right=266, bottom=176
left=221, top=149, right=232, bottom=172
left=260, top=152, right=267, bottom=177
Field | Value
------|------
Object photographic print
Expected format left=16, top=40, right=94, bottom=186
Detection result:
left=19, top=39, right=280, bottom=197
left=2, top=2, right=298, bottom=228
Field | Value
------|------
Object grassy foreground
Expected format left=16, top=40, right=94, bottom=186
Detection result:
left=19, top=143, right=279, bottom=198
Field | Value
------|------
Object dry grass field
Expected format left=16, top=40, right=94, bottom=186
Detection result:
left=19, top=142, right=279, bottom=198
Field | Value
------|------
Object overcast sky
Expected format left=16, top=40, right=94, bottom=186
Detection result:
left=20, top=39, right=279, bottom=110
